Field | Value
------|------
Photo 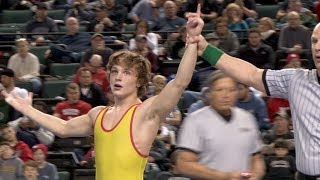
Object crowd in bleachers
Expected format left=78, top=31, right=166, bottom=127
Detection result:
left=0, top=0, right=319, bottom=179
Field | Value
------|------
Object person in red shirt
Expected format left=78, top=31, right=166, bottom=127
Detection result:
left=0, top=124, right=33, bottom=161
left=53, top=83, right=92, bottom=120
left=73, top=54, right=109, bottom=94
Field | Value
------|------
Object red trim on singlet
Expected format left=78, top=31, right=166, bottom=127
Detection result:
left=101, top=104, right=138, bottom=132
left=130, top=104, right=148, bottom=158
left=93, top=106, right=110, bottom=128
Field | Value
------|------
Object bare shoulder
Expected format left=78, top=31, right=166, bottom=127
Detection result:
left=87, top=106, right=107, bottom=123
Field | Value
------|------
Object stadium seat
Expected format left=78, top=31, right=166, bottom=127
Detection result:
left=256, top=5, right=279, bottom=19
left=203, top=22, right=215, bottom=32
left=159, top=59, right=180, bottom=77
left=0, top=45, right=15, bottom=66
left=73, top=169, right=96, bottom=180
left=47, top=9, right=65, bottom=20
left=1, top=10, right=33, bottom=24
left=0, top=26, right=20, bottom=33
left=29, top=46, right=50, bottom=65
left=124, top=23, right=136, bottom=32
left=58, top=171, right=70, bottom=180
left=49, top=63, right=80, bottom=79
left=16, top=80, right=33, bottom=92
left=41, top=80, right=70, bottom=98
left=59, top=25, right=87, bottom=32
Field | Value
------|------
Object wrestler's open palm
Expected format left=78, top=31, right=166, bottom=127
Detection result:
left=186, top=4, right=204, bottom=37
left=1, top=91, right=33, bottom=113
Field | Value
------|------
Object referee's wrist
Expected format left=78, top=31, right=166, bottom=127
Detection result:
left=200, top=44, right=224, bottom=66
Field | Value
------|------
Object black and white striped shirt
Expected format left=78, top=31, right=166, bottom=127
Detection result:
left=263, top=68, right=320, bottom=175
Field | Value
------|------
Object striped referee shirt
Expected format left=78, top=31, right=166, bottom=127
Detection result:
left=263, top=68, right=320, bottom=175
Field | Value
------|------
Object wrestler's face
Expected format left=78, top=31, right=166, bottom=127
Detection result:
left=109, top=62, right=139, bottom=99
left=208, top=77, right=238, bottom=113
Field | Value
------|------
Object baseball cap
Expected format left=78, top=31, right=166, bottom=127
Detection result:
left=273, top=110, right=289, bottom=119
left=135, top=34, right=147, bottom=41
left=32, top=144, right=48, bottom=156
left=91, top=33, right=104, bottom=39
left=204, top=33, right=219, bottom=40
left=286, top=53, right=300, bottom=64
left=0, top=68, right=15, bottom=77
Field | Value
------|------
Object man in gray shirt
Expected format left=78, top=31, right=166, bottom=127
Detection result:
left=176, top=71, right=265, bottom=180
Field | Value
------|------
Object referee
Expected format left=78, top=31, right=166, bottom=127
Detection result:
left=186, top=6, right=320, bottom=180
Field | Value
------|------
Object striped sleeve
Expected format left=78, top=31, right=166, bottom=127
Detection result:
left=263, top=69, right=297, bottom=99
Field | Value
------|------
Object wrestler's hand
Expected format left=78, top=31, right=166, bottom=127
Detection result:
left=1, top=91, right=33, bottom=114
left=186, top=4, right=204, bottom=43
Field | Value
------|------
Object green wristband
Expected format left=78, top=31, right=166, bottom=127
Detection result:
left=201, top=44, right=224, bottom=66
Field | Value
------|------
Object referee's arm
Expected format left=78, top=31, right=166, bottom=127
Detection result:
left=198, top=38, right=266, bottom=93
left=250, top=152, right=266, bottom=180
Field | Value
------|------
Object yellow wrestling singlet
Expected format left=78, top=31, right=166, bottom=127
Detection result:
left=94, top=104, right=148, bottom=180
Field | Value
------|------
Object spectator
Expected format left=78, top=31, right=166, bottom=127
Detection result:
left=8, top=115, right=55, bottom=148
left=129, top=0, right=166, bottom=29
left=81, top=33, right=114, bottom=68
left=79, top=136, right=94, bottom=168
left=93, top=25, right=127, bottom=46
left=277, top=0, right=315, bottom=20
left=187, top=87, right=210, bottom=114
left=23, top=2, right=59, bottom=44
left=32, top=144, right=59, bottom=180
left=133, top=35, right=160, bottom=73
left=8, top=101, right=54, bottom=148
left=166, top=25, right=187, bottom=59
left=262, top=110, right=294, bottom=145
left=209, top=17, right=240, bottom=56
left=223, top=3, right=249, bottom=40
left=7, top=38, right=42, bottom=95
left=23, top=160, right=40, bottom=180
left=278, top=0, right=317, bottom=29
left=1, top=68, right=29, bottom=120
left=264, top=140, right=296, bottom=180
left=87, top=0, right=128, bottom=33
left=59, top=17, right=91, bottom=54
left=0, top=124, right=33, bottom=162
left=236, top=83, right=271, bottom=131
left=186, top=0, right=220, bottom=23
left=153, top=1, right=187, bottom=39
left=75, top=54, right=109, bottom=93
left=64, top=0, right=95, bottom=23
left=152, top=75, right=182, bottom=134
left=176, top=71, right=265, bottom=180
left=236, top=28, right=275, bottom=69
left=222, top=0, right=258, bottom=20
left=0, top=141, right=24, bottom=180
left=129, top=20, right=159, bottom=55
left=53, top=83, right=92, bottom=121
left=277, top=11, right=312, bottom=68
left=283, top=53, right=304, bottom=68
left=258, top=17, right=279, bottom=51
left=78, top=68, right=108, bottom=107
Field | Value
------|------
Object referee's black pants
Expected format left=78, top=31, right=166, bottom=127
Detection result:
left=298, top=172, right=320, bottom=180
